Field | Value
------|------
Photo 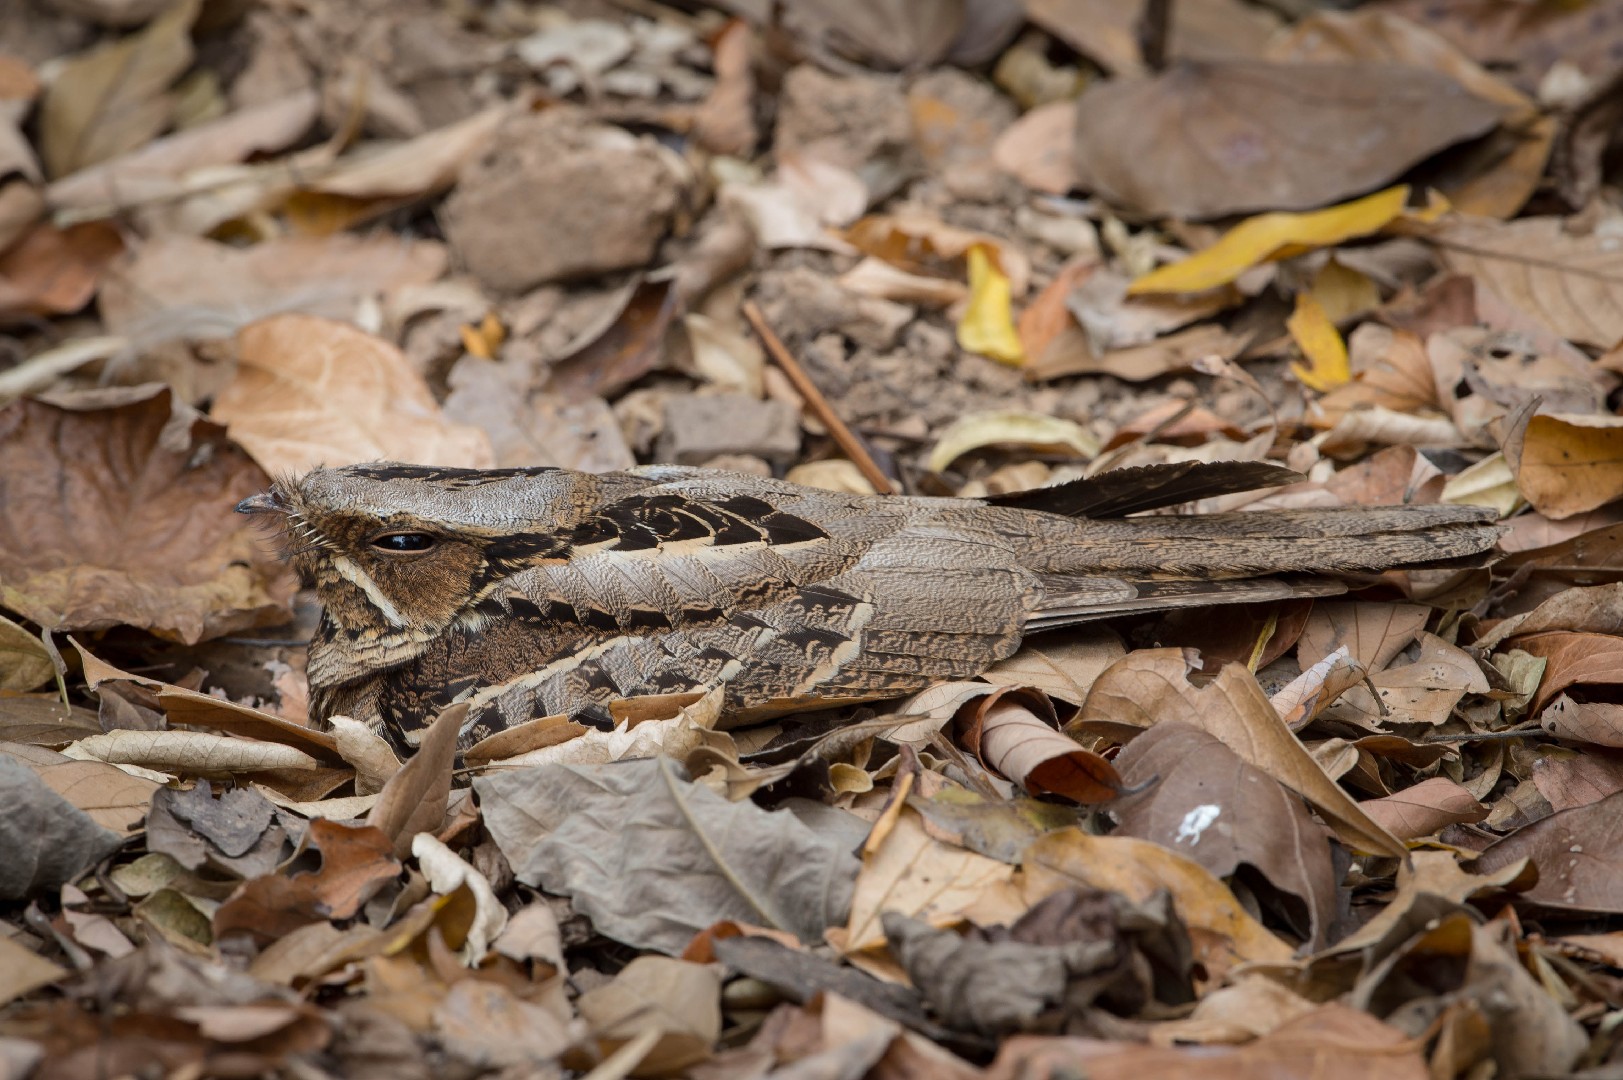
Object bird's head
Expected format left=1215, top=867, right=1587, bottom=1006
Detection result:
left=236, top=462, right=583, bottom=642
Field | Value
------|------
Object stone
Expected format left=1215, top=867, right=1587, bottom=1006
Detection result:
left=444, top=110, right=681, bottom=292
left=775, top=65, right=919, bottom=202
left=655, top=393, right=800, bottom=468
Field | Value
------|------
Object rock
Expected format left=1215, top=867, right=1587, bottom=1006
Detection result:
left=656, top=393, right=800, bottom=468
left=445, top=110, right=681, bottom=292
left=755, top=267, right=914, bottom=354
left=775, top=66, right=919, bottom=202
left=907, top=69, right=1018, bottom=201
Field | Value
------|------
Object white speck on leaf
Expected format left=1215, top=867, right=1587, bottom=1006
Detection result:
left=1176, top=804, right=1221, bottom=846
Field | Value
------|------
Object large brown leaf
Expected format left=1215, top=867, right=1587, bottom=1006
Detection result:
left=0, top=386, right=294, bottom=643
left=1476, top=790, right=1623, bottom=912
left=1113, top=721, right=1340, bottom=948
left=1072, top=60, right=1504, bottom=217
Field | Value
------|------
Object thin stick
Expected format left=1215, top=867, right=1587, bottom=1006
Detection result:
left=742, top=300, right=896, bottom=495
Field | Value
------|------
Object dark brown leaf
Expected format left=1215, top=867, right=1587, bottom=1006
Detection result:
left=1072, top=59, right=1503, bottom=218
left=0, top=386, right=294, bottom=643
left=1113, top=721, right=1340, bottom=947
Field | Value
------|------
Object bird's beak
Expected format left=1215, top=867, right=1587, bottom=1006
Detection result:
left=236, top=491, right=285, bottom=515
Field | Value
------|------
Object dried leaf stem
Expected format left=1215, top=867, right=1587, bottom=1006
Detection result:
left=742, top=300, right=896, bottom=495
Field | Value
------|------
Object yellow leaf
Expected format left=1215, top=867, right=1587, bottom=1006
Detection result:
left=957, top=244, right=1025, bottom=365
left=459, top=312, right=504, bottom=360
left=1310, top=259, right=1380, bottom=324
left=1129, top=185, right=1410, bottom=295
left=1288, top=292, right=1351, bottom=392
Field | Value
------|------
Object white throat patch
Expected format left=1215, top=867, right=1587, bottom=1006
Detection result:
left=331, top=555, right=409, bottom=629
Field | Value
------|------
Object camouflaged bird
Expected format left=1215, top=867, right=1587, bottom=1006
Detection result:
left=239, top=460, right=1501, bottom=755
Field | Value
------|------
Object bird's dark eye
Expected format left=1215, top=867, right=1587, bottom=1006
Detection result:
left=372, top=533, right=436, bottom=553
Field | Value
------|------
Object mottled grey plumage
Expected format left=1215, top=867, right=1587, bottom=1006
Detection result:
left=239, top=461, right=1501, bottom=754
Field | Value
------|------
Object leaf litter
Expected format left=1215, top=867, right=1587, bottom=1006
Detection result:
left=5, top=0, right=1623, bottom=1075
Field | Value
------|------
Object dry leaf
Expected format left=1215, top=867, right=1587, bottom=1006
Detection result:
left=98, top=233, right=447, bottom=350
left=1019, top=828, right=1294, bottom=977
left=957, top=245, right=1024, bottom=365
left=64, top=730, right=321, bottom=774
left=0, top=387, right=293, bottom=643
left=1113, top=721, right=1340, bottom=947
left=1272, top=645, right=1367, bottom=729
left=1436, top=217, right=1623, bottom=347
left=29, top=759, right=158, bottom=832
left=1268, top=10, right=1548, bottom=219
left=691, top=20, right=756, bottom=156
left=1508, top=412, right=1623, bottom=520
left=837, top=257, right=967, bottom=308
left=987, top=1004, right=1427, bottom=1080
left=75, top=643, right=341, bottom=763
left=369, top=703, right=462, bottom=859
left=927, top=410, right=1099, bottom=472
left=214, top=314, right=494, bottom=476
left=966, top=696, right=1122, bottom=803
left=1132, top=186, right=1411, bottom=294
left=46, top=90, right=319, bottom=216
left=1026, top=0, right=1282, bottom=75
left=1078, top=653, right=1407, bottom=858
left=1073, top=62, right=1501, bottom=218
left=0, top=934, right=67, bottom=1008
left=547, top=279, right=679, bottom=401
left=0, top=221, right=123, bottom=318
left=0, top=614, right=53, bottom=692
left=478, top=756, right=861, bottom=955
left=1028, top=321, right=1249, bottom=383
left=1288, top=292, right=1352, bottom=392
left=841, top=801, right=1018, bottom=956
left=978, top=631, right=1126, bottom=706
left=301, top=103, right=511, bottom=202
left=992, top=101, right=1077, bottom=194
left=1359, top=776, right=1488, bottom=839
left=1476, top=790, right=1623, bottom=912
left=846, top=211, right=1031, bottom=296
left=39, top=0, right=199, bottom=177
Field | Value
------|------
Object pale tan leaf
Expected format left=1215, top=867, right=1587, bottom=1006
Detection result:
left=63, top=730, right=321, bottom=773
left=39, top=0, right=199, bottom=177
left=1271, top=645, right=1367, bottom=729
left=31, top=759, right=157, bottom=832
left=326, top=716, right=400, bottom=796
left=46, top=90, right=318, bottom=214
left=978, top=631, right=1126, bottom=705
left=98, top=233, right=446, bottom=350
left=214, top=313, right=494, bottom=476
left=840, top=804, right=1018, bottom=956
left=927, top=410, right=1099, bottom=472
left=1509, top=412, right=1623, bottom=520
left=1438, top=218, right=1623, bottom=347
left=1019, top=827, right=1294, bottom=979
left=0, top=935, right=66, bottom=1008
left=0, top=614, right=53, bottom=692
left=413, top=833, right=507, bottom=963
left=1298, top=601, right=1431, bottom=672
left=836, top=257, right=967, bottom=308
left=304, top=103, right=513, bottom=200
